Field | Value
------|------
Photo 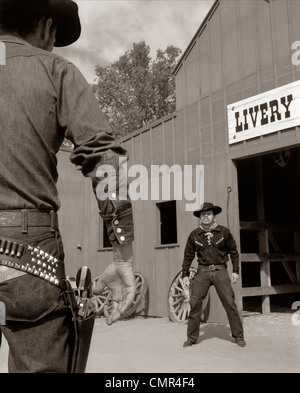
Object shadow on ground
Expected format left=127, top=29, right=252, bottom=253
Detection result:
left=196, top=324, right=234, bottom=345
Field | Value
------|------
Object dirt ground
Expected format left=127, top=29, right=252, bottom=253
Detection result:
left=0, top=309, right=299, bottom=373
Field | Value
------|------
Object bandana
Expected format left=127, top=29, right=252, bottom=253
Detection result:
left=199, top=222, right=218, bottom=245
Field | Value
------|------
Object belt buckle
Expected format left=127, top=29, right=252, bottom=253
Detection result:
left=209, top=264, right=217, bottom=271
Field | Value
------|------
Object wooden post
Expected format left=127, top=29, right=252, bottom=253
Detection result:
left=255, top=156, right=271, bottom=314
left=295, top=148, right=300, bottom=283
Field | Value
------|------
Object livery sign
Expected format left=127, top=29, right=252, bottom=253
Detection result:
left=227, top=80, right=300, bottom=144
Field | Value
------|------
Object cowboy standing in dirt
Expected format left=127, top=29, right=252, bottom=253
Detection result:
left=182, top=202, right=246, bottom=348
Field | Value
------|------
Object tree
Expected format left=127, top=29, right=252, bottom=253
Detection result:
left=93, top=41, right=182, bottom=138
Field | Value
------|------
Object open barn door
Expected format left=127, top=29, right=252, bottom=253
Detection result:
left=236, top=147, right=300, bottom=314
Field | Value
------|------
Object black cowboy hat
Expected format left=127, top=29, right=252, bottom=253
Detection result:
left=193, top=202, right=222, bottom=217
left=0, top=0, right=81, bottom=47
left=50, top=0, right=81, bottom=47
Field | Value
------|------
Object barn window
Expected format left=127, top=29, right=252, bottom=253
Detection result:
left=156, top=200, right=178, bottom=245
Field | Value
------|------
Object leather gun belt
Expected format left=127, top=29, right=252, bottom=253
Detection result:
left=0, top=237, right=65, bottom=288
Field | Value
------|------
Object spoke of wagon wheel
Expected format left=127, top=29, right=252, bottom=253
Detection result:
left=172, top=297, right=182, bottom=306
left=90, top=277, right=111, bottom=316
left=168, top=267, right=209, bottom=323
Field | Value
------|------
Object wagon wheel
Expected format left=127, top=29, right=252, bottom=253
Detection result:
left=168, top=267, right=209, bottom=323
left=103, top=272, right=147, bottom=320
left=90, top=277, right=111, bottom=317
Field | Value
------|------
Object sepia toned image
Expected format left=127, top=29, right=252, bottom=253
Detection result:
left=0, top=0, right=299, bottom=378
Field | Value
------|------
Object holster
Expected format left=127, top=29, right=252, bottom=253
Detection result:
left=63, top=279, right=96, bottom=373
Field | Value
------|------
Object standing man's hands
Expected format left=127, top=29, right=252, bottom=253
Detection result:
left=231, top=273, right=239, bottom=284
left=182, top=276, right=190, bottom=288
left=92, top=243, right=136, bottom=325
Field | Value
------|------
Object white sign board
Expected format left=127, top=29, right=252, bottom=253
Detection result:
left=227, top=80, right=300, bottom=144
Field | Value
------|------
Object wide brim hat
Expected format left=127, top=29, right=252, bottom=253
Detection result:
left=193, top=202, right=222, bottom=217
left=0, top=0, right=81, bottom=47
left=49, top=0, right=81, bottom=47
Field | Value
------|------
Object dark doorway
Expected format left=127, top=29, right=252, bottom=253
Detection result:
left=236, top=146, right=300, bottom=313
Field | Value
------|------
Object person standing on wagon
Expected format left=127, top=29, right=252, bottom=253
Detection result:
left=182, top=202, right=246, bottom=348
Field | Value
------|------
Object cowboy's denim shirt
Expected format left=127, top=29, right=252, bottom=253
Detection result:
left=182, top=225, right=239, bottom=277
left=0, top=35, right=133, bottom=245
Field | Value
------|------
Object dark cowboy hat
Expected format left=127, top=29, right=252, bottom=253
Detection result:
left=49, top=0, right=81, bottom=47
left=193, top=202, right=222, bottom=217
left=0, top=0, right=81, bottom=47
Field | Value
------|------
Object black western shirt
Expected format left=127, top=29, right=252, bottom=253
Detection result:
left=182, top=224, right=239, bottom=277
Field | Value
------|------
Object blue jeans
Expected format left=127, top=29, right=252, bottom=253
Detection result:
left=187, top=267, right=244, bottom=343
left=0, top=227, right=73, bottom=373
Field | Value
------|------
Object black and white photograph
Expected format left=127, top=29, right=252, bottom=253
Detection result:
left=0, top=0, right=299, bottom=377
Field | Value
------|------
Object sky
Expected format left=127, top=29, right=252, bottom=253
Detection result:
left=54, top=0, right=215, bottom=83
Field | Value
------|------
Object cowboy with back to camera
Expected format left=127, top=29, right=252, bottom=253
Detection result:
left=0, top=0, right=136, bottom=373
left=182, top=202, right=246, bottom=348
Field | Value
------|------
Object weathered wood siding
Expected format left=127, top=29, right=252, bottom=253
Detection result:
left=173, top=0, right=300, bottom=318
left=56, top=0, right=300, bottom=321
